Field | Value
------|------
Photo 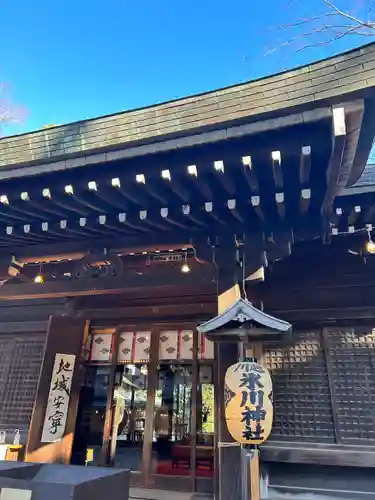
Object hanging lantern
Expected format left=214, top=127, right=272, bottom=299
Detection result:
left=224, top=361, right=273, bottom=445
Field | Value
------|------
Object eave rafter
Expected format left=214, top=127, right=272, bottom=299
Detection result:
left=322, top=100, right=366, bottom=241
left=0, top=85, right=372, bottom=253
left=0, top=128, right=332, bottom=248
left=330, top=186, right=375, bottom=236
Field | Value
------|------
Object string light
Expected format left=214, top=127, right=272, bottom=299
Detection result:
left=366, top=227, right=375, bottom=254
left=34, top=263, right=44, bottom=283
left=181, top=253, right=190, bottom=273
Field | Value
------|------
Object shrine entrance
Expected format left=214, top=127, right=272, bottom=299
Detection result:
left=71, top=323, right=215, bottom=494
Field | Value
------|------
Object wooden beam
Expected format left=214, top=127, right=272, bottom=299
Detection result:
left=331, top=206, right=343, bottom=228
left=240, top=155, right=259, bottom=194
left=299, top=145, right=311, bottom=185
left=213, top=235, right=242, bottom=500
left=159, top=170, right=190, bottom=203
left=184, top=165, right=213, bottom=200
left=0, top=320, right=49, bottom=334
left=261, top=442, right=375, bottom=468
left=261, top=306, right=375, bottom=325
left=265, top=230, right=293, bottom=262
left=0, top=265, right=216, bottom=300
left=365, top=204, right=375, bottom=224
left=347, top=204, right=362, bottom=226
left=271, top=150, right=283, bottom=191
left=242, top=232, right=267, bottom=279
left=227, top=199, right=244, bottom=223
left=142, top=327, right=159, bottom=486
left=250, top=196, right=265, bottom=221
left=275, top=192, right=285, bottom=219
left=137, top=178, right=169, bottom=205
left=81, top=302, right=216, bottom=323
left=1, top=235, right=194, bottom=261
left=300, top=188, right=311, bottom=213
left=211, top=160, right=236, bottom=196
left=100, top=328, right=120, bottom=465
left=322, top=106, right=347, bottom=242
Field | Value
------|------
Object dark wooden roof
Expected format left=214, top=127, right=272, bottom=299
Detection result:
left=0, top=44, right=374, bottom=262
left=351, top=163, right=375, bottom=188
left=1, top=42, right=375, bottom=178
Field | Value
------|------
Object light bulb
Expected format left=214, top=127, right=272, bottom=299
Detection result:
left=366, top=239, right=375, bottom=254
left=34, top=274, right=44, bottom=284
left=181, top=262, right=190, bottom=273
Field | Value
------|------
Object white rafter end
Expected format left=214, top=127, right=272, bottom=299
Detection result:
left=251, top=196, right=260, bottom=207
left=333, top=107, right=346, bottom=136
left=161, top=169, right=171, bottom=181
left=301, top=188, right=311, bottom=199
left=275, top=192, right=284, bottom=203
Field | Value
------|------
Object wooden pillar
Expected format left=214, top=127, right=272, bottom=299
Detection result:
left=190, top=330, right=199, bottom=493
left=246, top=342, right=264, bottom=500
left=143, top=328, right=159, bottom=488
left=214, top=235, right=242, bottom=500
left=25, top=312, right=87, bottom=464
left=100, top=328, right=120, bottom=466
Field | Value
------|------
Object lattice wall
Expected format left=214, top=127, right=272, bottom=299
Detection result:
left=324, top=328, right=375, bottom=443
left=265, top=331, right=335, bottom=442
left=0, top=333, right=45, bottom=431
left=0, top=338, right=16, bottom=406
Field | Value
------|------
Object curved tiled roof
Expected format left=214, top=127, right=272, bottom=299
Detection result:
left=1, top=42, right=375, bottom=169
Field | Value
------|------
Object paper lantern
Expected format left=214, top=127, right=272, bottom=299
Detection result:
left=224, top=362, right=273, bottom=445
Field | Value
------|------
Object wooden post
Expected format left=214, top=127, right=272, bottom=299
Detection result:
left=25, top=312, right=87, bottom=464
left=142, top=328, right=159, bottom=488
left=206, top=235, right=269, bottom=500
left=248, top=448, right=260, bottom=500
left=214, top=236, right=242, bottom=500
left=190, top=329, right=199, bottom=493
left=100, top=328, right=120, bottom=466
left=247, top=341, right=265, bottom=500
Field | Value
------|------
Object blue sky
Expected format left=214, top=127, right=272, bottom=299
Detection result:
left=0, top=0, right=372, bottom=135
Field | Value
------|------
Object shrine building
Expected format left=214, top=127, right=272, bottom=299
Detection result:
left=0, top=42, right=375, bottom=499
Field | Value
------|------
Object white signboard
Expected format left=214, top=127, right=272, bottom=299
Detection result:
left=41, top=353, right=76, bottom=443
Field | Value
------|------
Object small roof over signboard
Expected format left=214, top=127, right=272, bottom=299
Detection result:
left=197, top=297, right=291, bottom=340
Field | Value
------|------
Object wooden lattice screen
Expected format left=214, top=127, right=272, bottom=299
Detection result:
left=0, top=333, right=45, bottom=431
left=265, top=331, right=335, bottom=442
left=324, top=327, right=375, bottom=444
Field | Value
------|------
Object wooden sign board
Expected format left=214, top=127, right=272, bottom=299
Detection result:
left=224, top=362, right=273, bottom=445
left=41, top=353, right=76, bottom=443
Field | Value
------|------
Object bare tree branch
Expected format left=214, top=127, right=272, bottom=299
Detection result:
left=322, top=0, right=375, bottom=28
left=0, top=83, right=26, bottom=134
left=268, top=0, right=375, bottom=165
left=268, top=0, right=375, bottom=56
